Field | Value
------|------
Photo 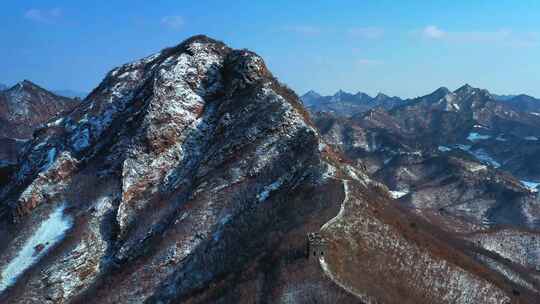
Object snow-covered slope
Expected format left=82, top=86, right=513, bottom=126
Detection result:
left=0, top=35, right=358, bottom=304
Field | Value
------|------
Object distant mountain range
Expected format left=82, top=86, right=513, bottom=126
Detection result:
left=499, top=94, right=540, bottom=113
left=492, top=94, right=517, bottom=101
left=302, top=88, right=540, bottom=116
left=314, top=84, right=540, bottom=225
left=300, top=89, right=403, bottom=116
left=52, top=89, right=88, bottom=99
left=0, top=84, right=7, bottom=91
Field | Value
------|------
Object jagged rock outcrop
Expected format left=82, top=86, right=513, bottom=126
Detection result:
left=0, top=37, right=531, bottom=303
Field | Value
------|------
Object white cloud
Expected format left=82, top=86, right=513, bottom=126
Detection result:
left=423, top=25, right=446, bottom=39
left=282, top=26, right=321, bottom=36
left=24, top=8, right=62, bottom=23
left=419, top=25, right=537, bottom=47
left=348, top=27, right=384, bottom=39
left=161, top=15, right=184, bottom=30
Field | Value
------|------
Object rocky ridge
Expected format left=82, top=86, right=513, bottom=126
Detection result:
left=301, top=89, right=403, bottom=117
left=313, top=84, right=540, bottom=302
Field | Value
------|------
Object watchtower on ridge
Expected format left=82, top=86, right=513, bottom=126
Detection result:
left=307, top=232, right=327, bottom=260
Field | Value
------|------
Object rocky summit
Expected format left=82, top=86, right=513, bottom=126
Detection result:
left=0, top=80, right=78, bottom=141
left=0, top=81, right=78, bottom=185
left=0, top=36, right=536, bottom=304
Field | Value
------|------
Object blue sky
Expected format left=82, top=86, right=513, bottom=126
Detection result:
left=1, top=0, right=540, bottom=98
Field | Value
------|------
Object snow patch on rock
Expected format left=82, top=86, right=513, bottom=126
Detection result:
left=389, top=189, right=409, bottom=199
left=257, top=179, right=284, bottom=202
left=456, top=145, right=501, bottom=168
left=438, top=146, right=452, bottom=152
left=470, top=149, right=501, bottom=168
left=495, top=135, right=507, bottom=142
left=467, top=132, right=491, bottom=142
left=41, top=148, right=57, bottom=172
left=71, top=128, right=90, bottom=152
left=0, top=204, right=72, bottom=293
left=521, top=180, right=540, bottom=193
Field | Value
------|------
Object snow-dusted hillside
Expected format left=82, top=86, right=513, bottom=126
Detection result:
left=0, top=36, right=535, bottom=303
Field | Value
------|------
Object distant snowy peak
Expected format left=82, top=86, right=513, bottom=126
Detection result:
left=5, top=80, right=77, bottom=100
left=415, top=84, right=495, bottom=112
left=453, top=84, right=493, bottom=100
left=374, top=92, right=388, bottom=99
left=330, top=89, right=357, bottom=102
left=302, top=90, right=321, bottom=99
left=431, top=86, right=451, bottom=97
left=374, top=92, right=402, bottom=103
left=454, top=83, right=475, bottom=94
left=355, top=91, right=372, bottom=100
left=0, top=80, right=78, bottom=139
left=300, top=90, right=322, bottom=105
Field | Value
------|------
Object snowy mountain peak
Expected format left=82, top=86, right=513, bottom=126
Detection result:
left=333, top=89, right=351, bottom=97
left=354, top=91, right=372, bottom=99
left=302, top=90, right=322, bottom=99
left=9, top=80, right=49, bottom=94
left=0, top=79, right=78, bottom=139
left=0, top=35, right=359, bottom=303
left=374, top=92, right=390, bottom=100
left=434, top=86, right=451, bottom=95
left=454, top=83, right=476, bottom=95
